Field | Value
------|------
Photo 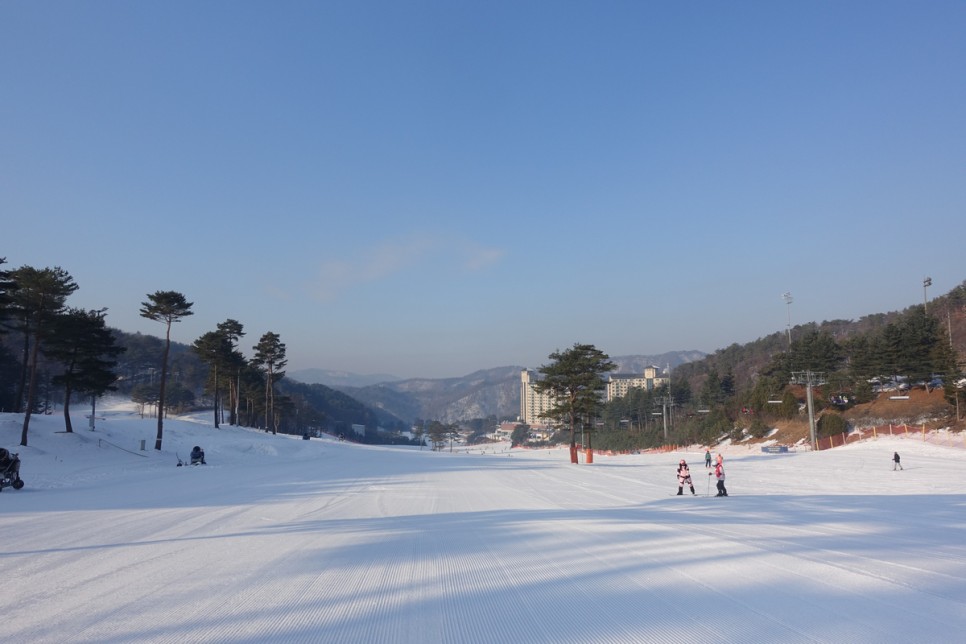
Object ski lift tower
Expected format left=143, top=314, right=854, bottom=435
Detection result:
left=653, top=391, right=675, bottom=443
left=657, top=363, right=675, bottom=443
left=790, top=370, right=827, bottom=450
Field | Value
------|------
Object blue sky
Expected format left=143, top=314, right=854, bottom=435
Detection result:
left=2, top=1, right=964, bottom=379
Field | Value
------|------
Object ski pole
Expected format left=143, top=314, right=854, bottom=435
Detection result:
left=707, top=472, right=712, bottom=496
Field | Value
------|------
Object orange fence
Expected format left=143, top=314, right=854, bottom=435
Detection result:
left=574, top=445, right=682, bottom=457
left=817, top=424, right=966, bottom=451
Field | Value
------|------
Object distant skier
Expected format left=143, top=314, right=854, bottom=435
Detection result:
left=893, top=451, right=903, bottom=471
left=677, top=459, right=696, bottom=495
left=714, top=460, right=728, bottom=497
left=705, top=449, right=712, bottom=469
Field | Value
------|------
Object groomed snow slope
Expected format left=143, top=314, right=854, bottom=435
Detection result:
left=3, top=403, right=966, bottom=643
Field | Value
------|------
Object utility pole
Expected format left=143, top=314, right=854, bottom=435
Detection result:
left=790, top=370, right=827, bottom=451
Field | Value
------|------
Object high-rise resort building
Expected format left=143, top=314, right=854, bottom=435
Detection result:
left=519, top=369, right=557, bottom=426
left=606, top=366, right=668, bottom=401
left=520, top=366, right=668, bottom=426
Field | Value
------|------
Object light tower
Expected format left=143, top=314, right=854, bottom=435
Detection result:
left=782, top=292, right=794, bottom=349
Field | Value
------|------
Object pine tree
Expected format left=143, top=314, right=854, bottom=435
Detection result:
left=790, top=330, right=844, bottom=373
left=11, top=266, right=78, bottom=446
left=216, top=319, right=246, bottom=426
left=192, top=330, right=233, bottom=428
left=532, top=343, right=615, bottom=464
left=0, top=257, right=17, bottom=334
left=252, top=332, right=286, bottom=434
left=139, top=291, right=193, bottom=450
left=43, top=308, right=125, bottom=432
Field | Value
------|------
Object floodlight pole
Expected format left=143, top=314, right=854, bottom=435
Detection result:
left=923, top=277, right=932, bottom=313
left=782, top=292, right=794, bottom=349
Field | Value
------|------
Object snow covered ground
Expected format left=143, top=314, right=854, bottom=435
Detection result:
left=3, top=401, right=966, bottom=643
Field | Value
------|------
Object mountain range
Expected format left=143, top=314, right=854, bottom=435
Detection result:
left=288, top=351, right=706, bottom=424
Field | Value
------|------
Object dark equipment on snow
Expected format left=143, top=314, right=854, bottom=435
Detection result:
left=190, top=446, right=206, bottom=465
left=0, top=448, right=25, bottom=491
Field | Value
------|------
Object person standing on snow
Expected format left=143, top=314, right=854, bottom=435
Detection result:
left=704, top=449, right=712, bottom=469
left=714, top=460, right=728, bottom=497
left=677, top=459, right=696, bottom=495
left=893, top=451, right=903, bottom=471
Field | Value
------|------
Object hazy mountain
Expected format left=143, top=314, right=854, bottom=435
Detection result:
left=316, top=351, right=706, bottom=424
left=288, top=368, right=403, bottom=388
left=609, top=351, right=707, bottom=374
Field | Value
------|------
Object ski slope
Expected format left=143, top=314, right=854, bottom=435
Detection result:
left=3, top=403, right=966, bottom=643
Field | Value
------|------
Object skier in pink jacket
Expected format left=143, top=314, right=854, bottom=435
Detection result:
left=714, top=460, right=728, bottom=497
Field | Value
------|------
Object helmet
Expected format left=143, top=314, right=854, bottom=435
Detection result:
left=679, top=459, right=686, bottom=464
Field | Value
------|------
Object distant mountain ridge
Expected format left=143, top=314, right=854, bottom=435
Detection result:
left=289, top=351, right=706, bottom=424
left=288, top=368, right=403, bottom=388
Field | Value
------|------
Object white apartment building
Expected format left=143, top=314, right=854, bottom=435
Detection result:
left=606, top=366, right=668, bottom=401
left=520, top=366, right=669, bottom=425
left=519, top=369, right=557, bottom=426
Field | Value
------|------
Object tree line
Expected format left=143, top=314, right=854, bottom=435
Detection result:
left=5, top=257, right=962, bottom=455
left=0, top=259, right=298, bottom=449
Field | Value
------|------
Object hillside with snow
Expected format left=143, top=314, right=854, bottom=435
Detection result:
left=3, top=401, right=966, bottom=643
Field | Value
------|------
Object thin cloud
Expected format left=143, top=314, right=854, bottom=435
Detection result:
left=310, top=235, right=506, bottom=302
left=461, top=245, right=506, bottom=271
left=262, top=282, right=293, bottom=301
left=310, top=236, right=436, bottom=302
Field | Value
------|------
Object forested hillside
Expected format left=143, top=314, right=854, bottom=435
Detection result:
left=594, top=281, right=966, bottom=452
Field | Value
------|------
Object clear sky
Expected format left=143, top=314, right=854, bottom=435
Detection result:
left=2, top=1, right=964, bottom=379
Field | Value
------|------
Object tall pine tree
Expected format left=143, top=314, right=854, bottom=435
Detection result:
left=140, top=291, right=193, bottom=450
left=192, top=330, right=233, bottom=428
left=532, top=343, right=615, bottom=464
left=12, top=266, right=78, bottom=446
left=252, top=332, right=286, bottom=434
